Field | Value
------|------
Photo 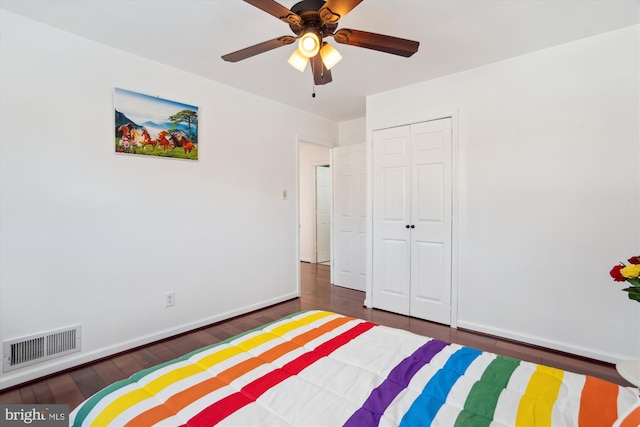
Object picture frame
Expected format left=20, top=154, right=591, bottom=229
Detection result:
left=114, top=88, right=198, bottom=160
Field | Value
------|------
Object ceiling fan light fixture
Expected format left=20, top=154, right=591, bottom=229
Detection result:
left=288, top=48, right=309, bottom=72
left=298, top=31, right=320, bottom=58
left=320, top=42, right=342, bottom=70
left=222, top=0, right=420, bottom=86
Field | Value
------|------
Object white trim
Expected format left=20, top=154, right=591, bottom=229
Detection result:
left=297, top=134, right=335, bottom=149
left=312, top=162, right=330, bottom=265
left=313, top=163, right=332, bottom=268
left=456, top=319, right=630, bottom=364
left=449, top=111, right=460, bottom=329
left=364, top=124, right=373, bottom=307
left=294, top=136, right=301, bottom=293
left=0, top=292, right=299, bottom=390
left=329, top=149, right=335, bottom=284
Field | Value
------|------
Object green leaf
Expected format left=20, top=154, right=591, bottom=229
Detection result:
left=626, top=278, right=640, bottom=287
left=627, top=292, right=640, bottom=302
left=622, top=287, right=640, bottom=295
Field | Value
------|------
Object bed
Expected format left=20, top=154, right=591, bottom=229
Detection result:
left=70, top=310, right=639, bottom=426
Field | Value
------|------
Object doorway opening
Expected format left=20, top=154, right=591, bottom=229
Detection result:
left=297, top=141, right=331, bottom=267
left=315, top=164, right=331, bottom=266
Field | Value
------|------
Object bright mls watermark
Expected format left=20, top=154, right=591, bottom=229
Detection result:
left=0, top=405, right=68, bottom=426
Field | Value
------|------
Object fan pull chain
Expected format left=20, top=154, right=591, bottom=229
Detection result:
left=312, top=81, right=316, bottom=98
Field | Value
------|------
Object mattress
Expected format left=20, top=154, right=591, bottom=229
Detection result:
left=70, top=310, right=639, bottom=426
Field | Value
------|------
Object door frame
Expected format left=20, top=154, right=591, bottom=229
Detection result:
left=295, top=135, right=335, bottom=290
left=365, top=110, right=460, bottom=328
left=314, top=164, right=331, bottom=265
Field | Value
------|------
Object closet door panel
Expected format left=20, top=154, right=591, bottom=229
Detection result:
left=372, top=126, right=411, bottom=315
left=415, top=163, right=444, bottom=223
left=380, top=238, right=410, bottom=296
left=411, top=241, right=444, bottom=303
left=409, top=119, right=452, bottom=324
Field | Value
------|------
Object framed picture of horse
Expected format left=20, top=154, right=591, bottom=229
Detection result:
left=114, top=88, right=198, bottom=160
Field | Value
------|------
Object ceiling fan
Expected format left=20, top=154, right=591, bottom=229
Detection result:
left=221, top=0, right=420, bottom=86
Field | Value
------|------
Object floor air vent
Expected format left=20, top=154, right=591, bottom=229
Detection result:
left=3, top=325, right=81, bottom=372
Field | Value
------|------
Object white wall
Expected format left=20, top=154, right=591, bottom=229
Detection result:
left=298, top=142, right=331, bottom=263
left=338, top=118, right=366, bottom=146
left=367, top=25, right=640, bottom=362
left=0, top=11, right=338, bottom=389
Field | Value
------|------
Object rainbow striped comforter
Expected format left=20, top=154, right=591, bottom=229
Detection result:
left=70, top=311, right=639, bottom=426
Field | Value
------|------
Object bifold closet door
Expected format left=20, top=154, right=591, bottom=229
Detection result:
left=372, top=125, right=412, bottom=315
left=408, top=119, right=452, bottom=324
left=372, top=118, right=452, bottom=324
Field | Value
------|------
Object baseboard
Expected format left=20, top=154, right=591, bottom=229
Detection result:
left=0, top=292, right=299, bottom=391
left=300, top=257, right=312, bottom=263
left=456, top=319, right=632, bottom=364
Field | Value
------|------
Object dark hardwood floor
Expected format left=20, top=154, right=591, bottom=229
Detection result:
left=0, top=263, right=634, bottom=411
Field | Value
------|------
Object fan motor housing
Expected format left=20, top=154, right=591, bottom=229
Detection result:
left=290, top=0, right=338, bottom=36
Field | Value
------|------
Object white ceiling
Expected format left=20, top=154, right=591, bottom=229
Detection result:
left=1, top=0, right=638, bottom=122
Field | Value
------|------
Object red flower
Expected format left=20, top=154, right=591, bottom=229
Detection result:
left=628, top=256, right=640, bottom=265
left=610, top=264, right=626, bottom=282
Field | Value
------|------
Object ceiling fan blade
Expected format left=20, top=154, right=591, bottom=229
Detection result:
left=221, top=36, right=296, bottom=62
left=243, top=0, right=302, bottom=26
left=310, top=54, right=332, bottom=85
left=332, top=29, right=419, bottom=57
left=319, top=0, right=363, bottom=24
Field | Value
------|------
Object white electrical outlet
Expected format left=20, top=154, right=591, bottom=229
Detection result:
left=165, top=291, right=175, bottom=307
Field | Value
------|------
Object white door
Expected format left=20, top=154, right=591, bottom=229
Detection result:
left=372, top=126, right=412, bottom=314
left=409, top=119, right=452, bottom=324
left=372, top=118, right=453, bottom=324
left=333, top=144, right=366, bottom=291
left=316, top=165, right=331, bottom=264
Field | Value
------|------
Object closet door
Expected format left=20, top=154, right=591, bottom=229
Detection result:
left=372, top=126, right=411, bottom=315
left=409, top=119, right=452, bottom=324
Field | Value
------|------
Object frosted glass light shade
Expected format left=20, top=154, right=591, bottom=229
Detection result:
left=298, top=32, right=320, bottom=58
left=288, top=48, right=308, bottom=72
left=320, top=43, right=342, bottom=70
